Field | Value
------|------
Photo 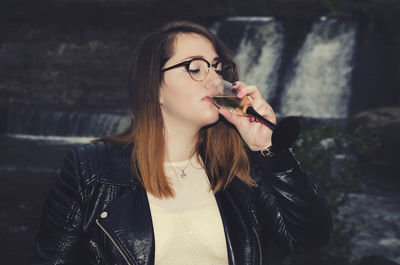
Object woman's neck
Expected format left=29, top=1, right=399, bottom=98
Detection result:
left=163, top=120, right=200, bottom=163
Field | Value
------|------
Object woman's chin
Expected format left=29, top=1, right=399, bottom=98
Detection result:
left=199, top=111, right=220, bottom=127
left=188, top=107, right=215, bottom=127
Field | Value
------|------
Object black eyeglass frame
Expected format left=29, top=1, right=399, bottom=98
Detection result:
left=160, top=57, right=236, bottom=81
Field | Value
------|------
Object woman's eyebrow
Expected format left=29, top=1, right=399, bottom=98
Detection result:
left=182, top=55, right=204, bottom=60
left=180, top=55, right=220, bottom=62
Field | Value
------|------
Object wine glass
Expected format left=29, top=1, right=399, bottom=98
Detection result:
left=209, top=79, right=300, bottom=152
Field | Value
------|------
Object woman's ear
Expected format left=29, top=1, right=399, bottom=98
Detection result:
left=159, top=89, right=165, bottom=106
left=159, top=81, right=167, bottom=106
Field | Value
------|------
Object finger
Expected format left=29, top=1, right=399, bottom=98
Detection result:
left=218, top=108, right=242, bottom=127
left=252, top=98, right=274, bottom=115
left=233, top=81, right=262, bottom=101
left=237, top=85, right=262, bottom=100
left=232, top=81, right=247, bottom=89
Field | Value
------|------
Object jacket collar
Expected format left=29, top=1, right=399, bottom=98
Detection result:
left=97, top=142, right=138, bottom=186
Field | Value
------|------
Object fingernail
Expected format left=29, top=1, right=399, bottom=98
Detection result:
left=237, top=91, right=244, bottom=98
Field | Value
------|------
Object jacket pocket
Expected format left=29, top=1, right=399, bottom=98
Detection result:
left=89, top=239, right=108, bottom=265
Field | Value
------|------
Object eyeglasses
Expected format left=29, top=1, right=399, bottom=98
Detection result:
left=161, top=58, right=235, bottom=82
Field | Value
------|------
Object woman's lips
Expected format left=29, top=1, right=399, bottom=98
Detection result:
left=203, top=94, right=218, bottom=102
left=203, top=96, right=220, bottom=109
left=203, top=96, right=212, bottom=102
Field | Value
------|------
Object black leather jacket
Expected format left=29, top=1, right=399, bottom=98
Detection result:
left=31, top=141, right=332, bottom=265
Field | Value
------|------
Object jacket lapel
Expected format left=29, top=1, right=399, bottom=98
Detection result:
left=96, top=142, right=155, bottom=265
left=96, top=187, right=154, bottom=265
left=215, top=179, right=253, bottom=265
left=199, top=144, right=253, bottom=265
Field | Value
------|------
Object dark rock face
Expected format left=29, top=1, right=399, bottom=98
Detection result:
left=358, top=255, right=400, bottom=265
left=349, top=107, right=400, bottom=165
left=347, top=107, right=400, bottom=194
left=350, top=13, right=400, bottom=115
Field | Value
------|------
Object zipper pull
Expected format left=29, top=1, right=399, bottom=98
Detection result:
left=89, top=240, right=102, bottom=264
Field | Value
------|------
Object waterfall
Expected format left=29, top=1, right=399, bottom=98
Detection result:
left=6, top=107, right=130, bottom=137
left=3, top=17, right=359, bottom=142
left=279, top=17, right=357, bottom=118
left=215, top=16, right=357, bottom=119
left=213, top=17, right=284, bottom=100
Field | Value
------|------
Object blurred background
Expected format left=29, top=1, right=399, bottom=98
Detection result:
left=1, top=0, right=400, bottom=264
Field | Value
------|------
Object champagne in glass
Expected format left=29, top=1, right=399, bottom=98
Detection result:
left=210, top=96, right=241, bottom=111
left=209, top=79, right=251, bottom=114
left=209, top=79, right=300, bottom=152
left=209, top=79, right=276, bottom=129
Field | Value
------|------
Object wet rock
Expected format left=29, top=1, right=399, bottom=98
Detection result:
left=0, top=107, right=7, bottom=133
left=339, top=193, right=400, bottom=263
left=358, top=255, right=400, bottom=265
left=347, top=107, right=400, bottom=189
left=348, top=107, right=400, bottom=161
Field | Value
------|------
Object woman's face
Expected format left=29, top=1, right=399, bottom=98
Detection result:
left=160, top=33, right=221, bottom=130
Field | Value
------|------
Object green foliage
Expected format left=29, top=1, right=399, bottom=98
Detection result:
left=268, top=122, right=378, bottom=265
left=347, top=125, right=381, bottom=162
left=293, top=123, right=359, bottom=199
left=320, top=0, right=344, bottom=14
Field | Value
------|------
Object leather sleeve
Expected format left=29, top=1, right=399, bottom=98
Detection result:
left=30, top=148, right=85, bottom=265
left=248, top=149, right=333, bottom=253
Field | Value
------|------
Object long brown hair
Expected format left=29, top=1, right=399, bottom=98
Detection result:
left=96, top=21, right=254, bottom=198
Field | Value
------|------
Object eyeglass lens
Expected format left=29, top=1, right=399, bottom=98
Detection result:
left=188, top=59, right=232, bottom=81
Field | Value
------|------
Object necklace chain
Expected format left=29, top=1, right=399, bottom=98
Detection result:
left=168, top=157, right=192, bottom=179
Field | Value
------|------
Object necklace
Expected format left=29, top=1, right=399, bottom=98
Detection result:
left=168, top=157, right=192, bottom=179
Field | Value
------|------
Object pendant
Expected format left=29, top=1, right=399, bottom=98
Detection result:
left=180, top=169, right=187, bottom=178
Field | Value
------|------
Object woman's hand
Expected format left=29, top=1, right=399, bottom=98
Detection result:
left=218, top=81, right=276, bottom=151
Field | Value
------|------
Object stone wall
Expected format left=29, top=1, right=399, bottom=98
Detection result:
left=0, top=23, right=143, bottom=108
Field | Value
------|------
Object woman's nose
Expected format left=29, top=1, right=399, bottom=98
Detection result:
left=205, top=77, right=223, bottom=94
left=204, top=68, right=221, bottom=86
left=209, top=66, right=220, bottom=79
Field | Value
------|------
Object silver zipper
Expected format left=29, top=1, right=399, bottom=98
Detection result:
left=95, top=219, right=134, bottom=265
left=89, top=240, right=103, bottom=264
left=250, top=207, right=263, bottom=265
left=252, top=226, right=263, bottom=265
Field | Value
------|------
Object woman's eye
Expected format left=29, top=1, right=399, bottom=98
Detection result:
left=189, top=69, right=200, bottom=73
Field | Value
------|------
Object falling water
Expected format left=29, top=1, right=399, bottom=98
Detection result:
left=213, top=17, right=284, bottom=100
left=6, top=107, right=130, bottom=138
left=279, top=17, right=357, bottom=118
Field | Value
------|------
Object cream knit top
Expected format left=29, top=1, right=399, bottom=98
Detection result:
left=146, top=155, right=229, bottom=265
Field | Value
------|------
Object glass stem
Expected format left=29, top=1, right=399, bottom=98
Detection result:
left=245, top=106, right=276, bottom=130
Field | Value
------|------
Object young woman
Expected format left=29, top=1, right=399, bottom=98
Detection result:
left=31, top=21, right=332, bottom=265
